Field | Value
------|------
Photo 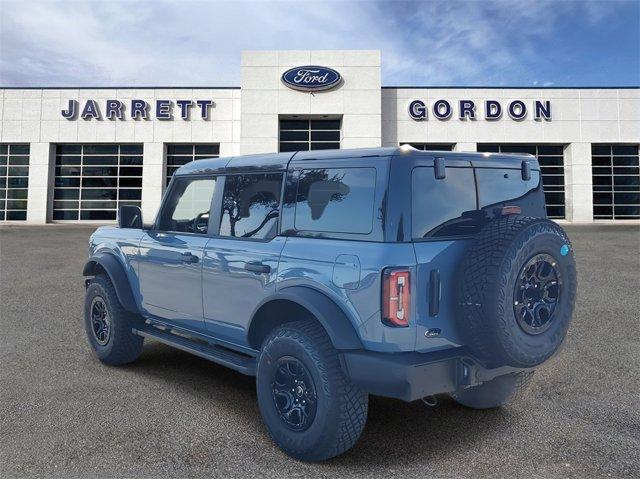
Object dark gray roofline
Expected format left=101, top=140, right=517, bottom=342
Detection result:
left=0, top=86, right=638, bottom=90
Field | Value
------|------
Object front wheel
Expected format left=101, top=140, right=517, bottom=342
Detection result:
left=84, top=274, right=143, bottom=365
left=256, top=320, right=368, bottom=461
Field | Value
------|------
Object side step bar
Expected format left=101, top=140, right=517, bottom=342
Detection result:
left=133, top=326, right=257, bottom=376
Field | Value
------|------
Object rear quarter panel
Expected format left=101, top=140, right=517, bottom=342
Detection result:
left=277, top=238, right=418, bottom=352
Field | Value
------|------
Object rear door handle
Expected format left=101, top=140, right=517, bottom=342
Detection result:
left=180, top=252, right=199, bottom=264
left=244, top=262, right=271, bottom=274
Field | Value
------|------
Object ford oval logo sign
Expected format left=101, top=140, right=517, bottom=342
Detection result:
left=281, top=66, right=342, bottom=92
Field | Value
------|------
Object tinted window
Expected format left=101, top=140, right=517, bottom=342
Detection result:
left=476, top=168, right=540, bottom=208
left=219, top=173, right=283, bottom=239
left=477, top=144, right=565, bottom=219
left=159, top=177, right=216, bottom=234
left=412, top=167, right=478, bottom=239
left=294, top=168, right=376, bottom=234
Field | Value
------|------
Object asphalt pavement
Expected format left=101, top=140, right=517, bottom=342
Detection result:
left=1, top=224, right=639, bottom=478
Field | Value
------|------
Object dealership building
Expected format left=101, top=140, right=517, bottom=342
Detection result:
left=0, top=50, right=638, bottom=224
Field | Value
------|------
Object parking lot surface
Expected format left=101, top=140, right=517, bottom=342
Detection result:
left=1, top=224, right=639, bottom=478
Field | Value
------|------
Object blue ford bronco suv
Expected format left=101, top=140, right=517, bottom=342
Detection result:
left=83, top=146, right=576, bottom=461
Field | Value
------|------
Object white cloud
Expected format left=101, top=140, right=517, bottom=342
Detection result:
left=0, top=0, right=624, bottom=87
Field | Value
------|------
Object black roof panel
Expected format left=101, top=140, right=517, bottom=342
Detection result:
left=174, top=146, right=538, bottom=175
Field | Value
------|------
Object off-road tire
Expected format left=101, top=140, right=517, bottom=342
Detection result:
left=458, top=216, right=577, bottom=368
left=84, top=274, right=144, bottom=365
left=256, top=320, right=368, bottom=461
left=452, top=371, right=535, bottom=409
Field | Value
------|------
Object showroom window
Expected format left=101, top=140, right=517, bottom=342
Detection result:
left=279, top=119, right=341, bottom=152
left=0, top=144, right=29, bottom=221
left=477, top=144, right=566, bottom=219
left=592, top=144, right=640, bottom=219
left=53, top=144, right=143, bottom=221
left=166, top=144, right=220, bottom=186
left=401, top=143, right=454, bottom=151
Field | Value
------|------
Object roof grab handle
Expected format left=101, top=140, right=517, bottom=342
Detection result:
left=521, top=160, right=531, bottom=181
left=434, top=157, right=446, bottom=180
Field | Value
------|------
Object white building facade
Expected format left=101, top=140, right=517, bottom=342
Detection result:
left=0, top=50, right=638, bottom=224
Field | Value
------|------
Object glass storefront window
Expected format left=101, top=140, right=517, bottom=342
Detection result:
left=0, top=144, right=29, bottom=221
left=53, top=144, right=143, bottom=221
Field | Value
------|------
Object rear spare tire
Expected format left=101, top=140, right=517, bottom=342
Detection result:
left=458, top=216, right=577, bottom=368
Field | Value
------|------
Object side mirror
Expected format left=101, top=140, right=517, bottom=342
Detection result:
left=117, top=205, right=143, bottom=229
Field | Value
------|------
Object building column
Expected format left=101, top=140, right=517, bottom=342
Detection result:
left=26, top=143, right=54, bottom=224
left=564, top=142, right=593, bottom=223
left=141, top=142, right=165, bottom=223
left=454, top=142, right=477, bottom=152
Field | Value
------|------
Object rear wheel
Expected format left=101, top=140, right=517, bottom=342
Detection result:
left=256, top=320, right=368, bottom=461
left=452, top=371, right=535, bottom=409
left=84, top=274, right=143, bottom=365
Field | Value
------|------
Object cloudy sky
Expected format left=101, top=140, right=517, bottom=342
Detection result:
left=0, top=0, right=638, bottom=87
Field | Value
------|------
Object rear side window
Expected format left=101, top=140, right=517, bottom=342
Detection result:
left=294, top=167, right=376, bottom=234
left=476, top=168, right=540, bottom=208
left=411, top=167, right=478, bottom=239
left=219, top=173, right=283, bottom=239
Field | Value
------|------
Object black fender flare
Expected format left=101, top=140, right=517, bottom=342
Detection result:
left=82, top=252, right=139, bottom=314
left=248, top=286, right=363, bottom=350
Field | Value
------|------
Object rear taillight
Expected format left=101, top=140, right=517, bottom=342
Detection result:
left=382, top=268, right=411, bottom=327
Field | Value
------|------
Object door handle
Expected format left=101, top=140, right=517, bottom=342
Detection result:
left=180, top=252, right=199, bottom=264
left=429, top=269, right=441, bottom=317
left=244, top=262, right=271, bottom=274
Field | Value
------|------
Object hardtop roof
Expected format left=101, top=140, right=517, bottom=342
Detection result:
left=174, top=146, right=537, bottom=176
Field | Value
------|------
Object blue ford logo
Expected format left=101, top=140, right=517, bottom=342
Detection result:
left=281, top=65, right=342, bottom=92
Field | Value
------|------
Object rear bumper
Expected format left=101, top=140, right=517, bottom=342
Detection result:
left=341, top=348, right=532, bottom=402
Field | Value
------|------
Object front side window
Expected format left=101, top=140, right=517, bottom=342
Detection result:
left=294, top=168, right=376, bottom=234
left=158, top=177, right=216, bottom=234
left=219, top=173, right=283, bottom=239
left=412, top=167, right=478, bottom=239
